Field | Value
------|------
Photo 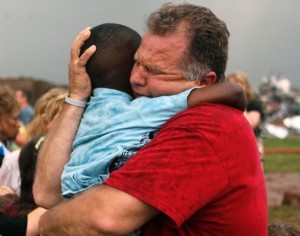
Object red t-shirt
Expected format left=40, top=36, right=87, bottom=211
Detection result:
left=105, top=104, right=268, bottom=236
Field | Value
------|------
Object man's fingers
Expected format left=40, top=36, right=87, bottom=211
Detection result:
left=78, top=45, right=96, bottom=66
left=70, top=27, right=92, bottom=60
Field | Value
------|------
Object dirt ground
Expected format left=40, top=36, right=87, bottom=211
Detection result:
left=265, top=172, right=300, bottom=207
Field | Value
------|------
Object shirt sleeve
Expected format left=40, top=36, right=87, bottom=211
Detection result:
left=105, top=123, right=229, bottom=227
left=130, top=88, right=194, bottom=128
left=0, top=151, right=20, bottom=194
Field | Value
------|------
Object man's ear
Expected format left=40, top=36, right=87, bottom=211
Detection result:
left=202, top=72, right=217, bottom=85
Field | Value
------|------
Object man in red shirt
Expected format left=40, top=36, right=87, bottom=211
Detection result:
left=34, top=3, right=267, bottom=235
left=106, top=104, right=267, bottom=235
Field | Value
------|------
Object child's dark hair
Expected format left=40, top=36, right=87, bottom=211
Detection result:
left=80, top=23, right=141, bottom=97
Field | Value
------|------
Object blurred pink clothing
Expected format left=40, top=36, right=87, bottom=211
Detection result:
left=0, top=150, right=21, bottom=195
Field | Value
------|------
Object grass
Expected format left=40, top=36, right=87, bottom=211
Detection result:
left=263, top=136, right=300, bottom=229
left=263, top=136, right=300, bottom=172
left=264, top=154, right=300, bottom=172
left=264, top=136, right=300, bottom=149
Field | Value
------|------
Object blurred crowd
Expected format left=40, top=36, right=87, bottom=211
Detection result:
left=0, top=85, right=68, bottom=217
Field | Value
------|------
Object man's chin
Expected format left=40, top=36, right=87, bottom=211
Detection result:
left=133, top=92, right=143, bottom=98
left=133, top=90, right=153, bottom=98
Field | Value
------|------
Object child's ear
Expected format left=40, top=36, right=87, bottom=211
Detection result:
left=202, top=72, right=217, bottom=85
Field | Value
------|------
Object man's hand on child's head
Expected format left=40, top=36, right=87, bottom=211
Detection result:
left=68, top=27, right=96, bottom=101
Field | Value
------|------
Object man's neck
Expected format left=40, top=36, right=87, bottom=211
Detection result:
left=20, top=102, right=28, bottom=109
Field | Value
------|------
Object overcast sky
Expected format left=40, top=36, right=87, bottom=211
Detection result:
left=1, top=0, right=300, bottom=90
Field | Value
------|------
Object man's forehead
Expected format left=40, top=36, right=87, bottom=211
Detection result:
left=136, top=32, right=188, bottom=60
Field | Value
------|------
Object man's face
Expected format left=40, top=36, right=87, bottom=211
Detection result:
left=0, top=111, right=20, bottom=141
left=130, top=31, right=199, bottom=98
left=15, top=90, right=25, bottom=107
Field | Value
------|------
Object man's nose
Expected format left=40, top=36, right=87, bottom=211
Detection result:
left=130, top=66, right=147, bottom=87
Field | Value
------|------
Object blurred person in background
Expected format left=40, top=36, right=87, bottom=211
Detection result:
left=0, top=87, right=67, bottom=235
left=226, top=71, right=265, bottom=164
left=26, top=87, right=68, bottom=138
left=0, top=87, right=68, bottom=195
left=14, top=122, right=29, bottom=148
left=2, top=136, right=45, bottom=217
left=0, top=85, right=20, bottom=167
left=15, top=89, right=34, bottom=126
left=0, top=136, right=48, bottom=236
left=14, top=89, right=34, bottom=148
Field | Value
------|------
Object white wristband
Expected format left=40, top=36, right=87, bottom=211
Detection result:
left=65, top=96, right=87, bottom=108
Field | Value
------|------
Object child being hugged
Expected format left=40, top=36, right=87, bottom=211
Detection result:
left=61, top=23, right=246, bottom=201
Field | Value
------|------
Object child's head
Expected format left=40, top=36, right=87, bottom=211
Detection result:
left=81, top=23, right=141, bottom=97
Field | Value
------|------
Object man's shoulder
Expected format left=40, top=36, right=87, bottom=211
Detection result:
left=171, top=103, right=240, bottom=120
left=22, top=105, right=34, bottom=113
left=160, top=103, right=246, bottom=133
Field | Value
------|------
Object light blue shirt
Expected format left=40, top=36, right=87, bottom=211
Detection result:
left=18, top=105, right=34, bottom=125
left=61, top=88, right=194, bottom=198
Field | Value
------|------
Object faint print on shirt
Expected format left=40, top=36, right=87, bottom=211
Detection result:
left=109, top=130, right=158, bottom=172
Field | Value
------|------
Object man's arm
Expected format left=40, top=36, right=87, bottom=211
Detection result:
left=33, top=27, right=96, bottom=209
left=33, top=104, right=84, bottom=208
left=187, top=82, right=247, bottom=111
left=39, top=184, right=159, bottom=235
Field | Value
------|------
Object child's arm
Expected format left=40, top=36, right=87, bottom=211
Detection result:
left=187, top=82, right=247, bottom=111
